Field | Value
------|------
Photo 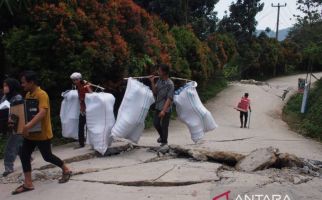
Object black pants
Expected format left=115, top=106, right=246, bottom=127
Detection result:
left=78, top=114, right=86, bottom=146
left=240, top=111, right=248, bottom=127
left=153, top=110, right=171, bottom=144
left=20, top=139, right=64, bottom=173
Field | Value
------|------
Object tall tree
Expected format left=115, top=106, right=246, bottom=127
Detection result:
left=134, top=0, right=219, bottom=39
left=218, top=0, right=264, bottom=42
left=288, top=0, right=322, bottom=71
left=294, top=0, right=322, bottom=26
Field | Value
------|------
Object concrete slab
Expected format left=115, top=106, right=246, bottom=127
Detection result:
left=1, top=180, right=215, bottom=200
left=236, top=147, right=277, bottom=172
left=73, top=159, right=221, bottom=184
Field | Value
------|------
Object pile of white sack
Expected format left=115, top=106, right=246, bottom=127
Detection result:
left=174, top=81, right=218, bottom=143
left=111, top=78, right=155, bottom=143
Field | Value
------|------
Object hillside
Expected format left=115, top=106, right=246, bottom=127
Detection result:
left=257, top=27, right=290, bottom=41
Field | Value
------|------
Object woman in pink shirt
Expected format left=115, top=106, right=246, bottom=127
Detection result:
left=238, top=93, right=252, bottom=128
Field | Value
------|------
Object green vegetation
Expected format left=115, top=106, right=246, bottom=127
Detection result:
left=282, top=0, right=322, bottom=139
left=198, top=76, right=228, bottom=102
left=283, top=79, right=322, bottom=141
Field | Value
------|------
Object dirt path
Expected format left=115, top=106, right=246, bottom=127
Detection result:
left=1, top=73, right=322, bottom=200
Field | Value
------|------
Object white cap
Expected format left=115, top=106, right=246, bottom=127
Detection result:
left=70, top=72, right=82, bottom=80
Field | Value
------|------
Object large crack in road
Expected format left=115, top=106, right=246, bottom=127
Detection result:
left=1, top=144, right=321, bottom=188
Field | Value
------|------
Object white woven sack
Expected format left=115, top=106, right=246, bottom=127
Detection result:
left=60, top=90, right=80, bottom=140
left=111, top=78, right=155, bottom=143
left=85, top=93, right=115, bottom=155
left=174, top=82, right=218, bottom=143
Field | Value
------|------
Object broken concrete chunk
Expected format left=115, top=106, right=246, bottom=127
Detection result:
left=104, top=144, right=133, bottom=156
left=170, top=145, right=244, bottom=166
left=240, top=79, right=268, bottom=86
left=202, top=150, right=245, bottom=166
left=302, top=159, right=320, bottom=171
left=276, top=153, right=304, bottom=168
left=236, top=147, right=277, bottom=172
left=158, top=145, right=170, bottom=155
left=301, top=166, right=310, bottom=174
left=188, top=150, right=208, bottom=161
left=292, top=175, right=312, bottom=184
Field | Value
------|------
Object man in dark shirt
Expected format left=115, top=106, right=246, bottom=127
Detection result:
left=149, top=64, right=174, bottom=146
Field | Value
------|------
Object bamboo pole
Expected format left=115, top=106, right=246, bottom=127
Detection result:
left=124, top=76, right=193, bottom=82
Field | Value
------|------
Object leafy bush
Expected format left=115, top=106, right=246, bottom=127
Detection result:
left=171, top=26, right=218, bottom=85
left=283, top=79, right=322, bottom=141
left=2, top=0, right=226, bottom=139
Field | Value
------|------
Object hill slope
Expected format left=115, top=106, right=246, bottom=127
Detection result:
left=257, top=27, right=290, bottom=41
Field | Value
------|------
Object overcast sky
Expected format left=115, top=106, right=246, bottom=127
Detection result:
left=215, top=0, right=302, bottom=30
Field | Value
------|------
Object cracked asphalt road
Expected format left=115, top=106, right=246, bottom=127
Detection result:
left=141, top=73, right=322, bottom=161
left=1, top=73, right=322, bottom=200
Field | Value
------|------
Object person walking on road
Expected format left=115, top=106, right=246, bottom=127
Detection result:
left=149, top=64, right=174, bottom=147
left=238, top=93, right=252, bottom=128
left=12, top=71, right=71, bottom=195
left=1, top=78, right=23, bottom=177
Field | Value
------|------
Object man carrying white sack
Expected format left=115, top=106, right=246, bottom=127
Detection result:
left=149, top=64, right=174, bottom=147
left=70, top=72, right=92, bottom=148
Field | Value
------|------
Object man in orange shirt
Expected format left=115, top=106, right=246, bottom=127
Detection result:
left=70, top=72, right=92, bottom=148
left=12, top=71, right=71, bottom=195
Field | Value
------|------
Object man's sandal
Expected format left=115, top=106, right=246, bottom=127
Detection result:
left=58, top=171, right=72, bottom=184
left=12, top=184, right=34, bottom=195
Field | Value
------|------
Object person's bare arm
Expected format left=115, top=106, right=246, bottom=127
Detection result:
left=149, top=76, right=157, bottom=95
left=159, top=98, right=172, bottom=118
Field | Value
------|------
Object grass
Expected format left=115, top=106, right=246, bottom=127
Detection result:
left=283, top=79, right=322, bottom=142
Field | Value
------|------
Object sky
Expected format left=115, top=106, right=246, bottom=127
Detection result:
left=215, top=0, right=302, bottom=30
